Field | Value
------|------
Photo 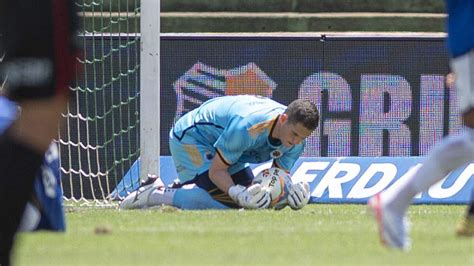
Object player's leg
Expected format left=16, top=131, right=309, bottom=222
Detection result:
left=119, top=173, right=232, bottom=210
left=190, top=167, right=254, bottom=208
left=456, top=191, right=474, bottom=236
left=122, top=131, right=226, bottom=210
left=120, top=132, right=216, bottom=209
left=0, top=0, right=79, bottom=264
left=120, top=169, right=255, bottom=210
left=158, top=185, right=229, bottom=210
left=121, top=131, right=254, bottom=210
left=147, top=167, right=254, bottom=210
left=382, top=50, right=474, bottom=214
left=379, top=127, right=474, bottom=215
left=119, top=167, right=253, bottom=210
left=369, top=49, right=474, bottom=250
left=165, top=130, right=224, bottom=208
left=368, top=126, right=474, bottom=250
left=119, top=175, right=230, bottom=210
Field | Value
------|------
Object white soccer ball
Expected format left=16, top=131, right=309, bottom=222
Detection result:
left=252, top=167, right=292, bottom=209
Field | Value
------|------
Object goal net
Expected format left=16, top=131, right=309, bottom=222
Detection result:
left=60, top=0, right=144, bottom=204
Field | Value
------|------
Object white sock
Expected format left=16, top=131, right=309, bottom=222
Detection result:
left=148, top=187, right=176, bottom=206
left=383, top=128, right=474, bottom=214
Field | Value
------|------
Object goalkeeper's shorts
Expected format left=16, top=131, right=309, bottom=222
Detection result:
left=0, top=0, right=81, bottom=100
left=169, top=129, right=255, bottom=208
left=450, top=49, right=474, bottom=113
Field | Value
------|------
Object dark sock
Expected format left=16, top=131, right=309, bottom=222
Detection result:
left=0, top=134, right=44, bottom=266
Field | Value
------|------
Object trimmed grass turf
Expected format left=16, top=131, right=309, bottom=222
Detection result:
left=13, top=204, right=474, bottom=265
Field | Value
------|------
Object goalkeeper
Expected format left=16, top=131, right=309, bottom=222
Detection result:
left=120, top=95, right=319, bottom=210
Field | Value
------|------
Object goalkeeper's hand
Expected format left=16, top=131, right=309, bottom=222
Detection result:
left=228, top=184, right=271, bottom=209
left=288, top=181, right=310, bottom=210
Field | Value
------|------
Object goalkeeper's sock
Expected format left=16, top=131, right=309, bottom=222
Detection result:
left=148, top=187, right=176, bottom=206
left=382, top=129, right=474, bottom=215
left=148, top=185, right=228, bottom=210
left=173, top=186, right=228, bottom=210
left=0, top=133, right=44, bottom=266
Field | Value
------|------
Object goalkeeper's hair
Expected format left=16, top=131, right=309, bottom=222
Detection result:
left=285, top=99, right=319, bottom=131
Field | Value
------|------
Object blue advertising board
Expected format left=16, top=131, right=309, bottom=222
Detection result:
left=113, top=156, right=473, bottom=204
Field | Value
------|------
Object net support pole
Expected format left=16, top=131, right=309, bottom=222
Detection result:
left=140, top=0, right=160, bottom=180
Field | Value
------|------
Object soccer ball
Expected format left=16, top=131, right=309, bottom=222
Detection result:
left=252, top=167, right=292, bottom=209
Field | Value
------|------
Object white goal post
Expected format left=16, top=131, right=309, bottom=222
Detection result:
left=140, top=0, right=160, bottom=181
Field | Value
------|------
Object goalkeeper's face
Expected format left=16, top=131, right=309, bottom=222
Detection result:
left=278, top=114, right=313, bottom=147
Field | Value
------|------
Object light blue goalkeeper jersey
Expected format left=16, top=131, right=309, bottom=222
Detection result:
left=171, top=95, right=304, bottom=180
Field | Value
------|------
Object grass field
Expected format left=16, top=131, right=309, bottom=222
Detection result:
left=13, top=204, right=473, bottom=265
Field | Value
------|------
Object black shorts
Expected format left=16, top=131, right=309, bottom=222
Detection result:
left=0, top=0, right=80, bottom=100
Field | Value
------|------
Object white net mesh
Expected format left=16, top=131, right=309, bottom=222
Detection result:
left=60, top=0, right=141, bottom=205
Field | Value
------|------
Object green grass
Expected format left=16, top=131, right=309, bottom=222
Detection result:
left=13, top=204, right=474, bottom=265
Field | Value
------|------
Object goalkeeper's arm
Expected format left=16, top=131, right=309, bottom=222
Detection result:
left=209, top=154, right=270, bottom=209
